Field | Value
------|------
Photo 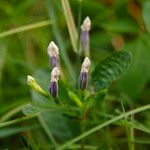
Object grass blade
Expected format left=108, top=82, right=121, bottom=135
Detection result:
left=0, top=116, right=35, bottom=128
left=0, top=103, right=27, bottom=122
left=61, top=0, right=78, bottom=53
left=47, top=0, right=76, bottom=82
left=0, top=20, right=52, bottom=38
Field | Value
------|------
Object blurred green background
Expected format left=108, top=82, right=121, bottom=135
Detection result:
left=0, top=0, right=150, bottom=149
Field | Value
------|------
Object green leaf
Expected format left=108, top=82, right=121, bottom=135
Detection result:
left=117, top=35, right=150, bottom=99
left=143, top=1, right=150, bottom=34
left=101, top=20, right=139, bottom=34
left=22, top=103, right=67, bottom=116
left=22, top=104, right=80, bottom=142
left=39, top=111, right=80, bottom=142
left=92, top=51, right=132, bottom=92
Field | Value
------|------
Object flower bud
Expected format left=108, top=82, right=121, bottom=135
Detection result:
left=27, top=75, right=48, bottom=97
left=47, top=41, right=59, bottom=67
left=49, top=67, right=60, bottom=98
left=80, top=17, right=91, bottom=56
left=78, top=57, right=91, bottom=90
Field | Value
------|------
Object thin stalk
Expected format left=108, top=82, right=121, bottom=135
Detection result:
left=65, top=144, right=97, bottom=150
left=69, top=91, right=83, bottom=108
left=76, top=0, right=82, bottom=81
left=130, top=113, right=135, bottom=150
left=0, top=20, right=52, bottom=38
left=0, top=103, right=27, bottom=122
left=121, top=101, right=133, bottom=150
left=56, top=104, right=150, bottom=150
left=61, top=0, right=78, bottom=53
left=0, top=116, right=35, bottom=128
left=103, top=100, right=111, bottom=148
left=38, top=116, right=58, bottom=148
left=47, top=0, right=76, bottom=82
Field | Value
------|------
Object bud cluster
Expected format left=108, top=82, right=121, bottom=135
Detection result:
left=47, top=41, right=60, bottom=98
left=28, top=17, right=92, bottom=100
left=47, top=41, right=91, bottom=98
left=47, top=17, right=91, bottom=98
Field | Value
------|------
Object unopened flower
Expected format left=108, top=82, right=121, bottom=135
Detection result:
left=27, top=75, right=48, bottom=97
left=80, top=17, right=91, bottom=56
left=47, top=41, right=59, bottom=67
left=78, top=57, right=91, bottom=90
left=49, top=67, right=60, bottom=98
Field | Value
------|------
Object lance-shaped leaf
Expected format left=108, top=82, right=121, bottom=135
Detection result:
left=92, top=51, right=132, bottom=92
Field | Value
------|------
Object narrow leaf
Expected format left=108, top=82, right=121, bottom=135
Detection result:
left=61, top=0, right=78, bottom=53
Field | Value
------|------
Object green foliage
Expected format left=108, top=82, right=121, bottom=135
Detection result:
left=118, top=35, right=150, bottom=99
left=92, top=51, right=132, bottom=92
left=0, top=0, right=150, bottom=149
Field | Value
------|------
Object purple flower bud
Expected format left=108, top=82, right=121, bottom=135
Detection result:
left=50, top=56, right=59, bottom=68
left=80, top=17, right=91, bottom=56
left=78, top=71, right=88, bottom=90
left=47, top=41, right=59, bottom=67
left=49, top=81, right=58, bottom=98
left=81, top=31, right=89, bottom=53
left=49, top=67, right=60, bottom=98
left=78, top=57, right=91, bottom=90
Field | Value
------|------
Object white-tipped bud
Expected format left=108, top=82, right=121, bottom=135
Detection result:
left=78, top=57, right=91, bottom=90
left=81, top=17, right=91, bottom=32
left=27, top=75, right=35, bottom=86
left=49, top=67, right=60, bottom=98
left=81, top=57, right=91, bottom=73
left=80, top=17, right=91, bottom=56
left=47, top=41, right=59, bottom=67
left=51, top=67, right=60, bottom=82
left=27, top=75, right=48, bottom=97
left=47, top=41, right=59, bottom=57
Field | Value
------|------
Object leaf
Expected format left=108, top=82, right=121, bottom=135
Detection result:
left=84, top=89, right=107, bottom=108
left=22, top=103, right=67, bottom=116
left=92, top=51, right=132, bottom=92
left=39, top=111, right=80, bottom=142
left=22, top=104, right=44, bottom=116
left=101, top=20, right=139, bottom=34
left=117, top=35, right=150, bottom=99
left=22, top=104, right=80, bottom=142
left=61, top=0, right=78, bottom=53
left=143, top=1, right=150, bottom=34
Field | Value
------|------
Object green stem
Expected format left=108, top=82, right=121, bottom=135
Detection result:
left=61, top=0, right=78, bottom=53
left=103, top=100, right=111, bottom=148
left=121, top=101, right=132, bottom=150
left=0, top=20, right=52, bottom=38
left=76, top=0, right=82, bottom=77
left=0, top=103, right=27, bottom=122
left=130, top=113, right=135, bottom=150
left=56, top=104, right=150, bottom=150
left=47, top=0, right=76, bottom=83
left=68, top=91, right=83, bottom=108
left=0, top=116, right=35, bottom=128
left=38, top=116, right=58, bottom=147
